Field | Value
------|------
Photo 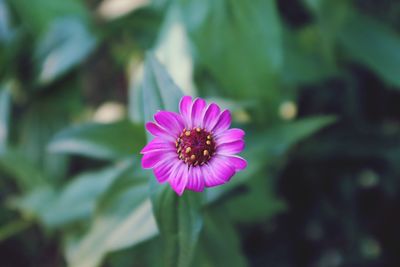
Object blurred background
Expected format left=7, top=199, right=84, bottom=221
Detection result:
left=1, top=0, right=400, bottom=266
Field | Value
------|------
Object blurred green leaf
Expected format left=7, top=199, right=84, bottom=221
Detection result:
left=178, top=0, right=282, bottom=100
left=206, top=116, right=336, bottom=203
left=10, top=0, right=88, bottom=34
left=0, top=0, right=14, bottom=43
left=154, top=4, right=196, bottom=93
left=19, top=85, right=81, bottom=182
left=0, top=149, right=45, bottom=191
left=141, top=53, right=203, bottom=267
left=282, top=27, right=337, bottom=85
left=192, top=209, right=248, bottom=267
left=250, top=116, right=336, bottom=157
left=35, top=17, right=97, bottom=85
left=41, top=159, right=135, bottom=228
left=339, top=12, right=400, bottom=87
left=0, top=219, right=31, bottom=242
left=48, top=120, right=145, bottom=160
left=11, top=185, right=56, bottom=221
left=66, top=175, right=158, bottom=267
left=141, top=52, right=183, bottom=123
left=225, top=172, right=286, bottom=223
left=0, top=83, right=11, bottom=153
left=152, top=190, right=203, bottom=267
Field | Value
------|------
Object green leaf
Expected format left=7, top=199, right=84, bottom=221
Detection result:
left=225, top=171, right=286, bottom=223
left=250, top=115, right=336, bottom=158
left=154, top=4, right=196, bottom=93
left=0, top=149, right=45, bottom=191
left=0, top=219, right=31, bottom=242
left=19, top=85, right=81, bottom=182
left=282, top=27, right=337, bottom=85
left=141, top=53, right=183, bottom=122
left=48, top=120, right=145, bottom=160
left=151, top=190, right=203, bottom=267
left=0, top=83, right=11, bottom=153
left=41, top=159, right=135, bottom=228
left=66, top=175, right=158, bottom=267
left=206, top=116, right=336, bottom=203
left=10, top=185, right=56, bottom=221
left=178, top=0, right=282, bottom=100
left=0, top=0, right=14, bottom=43
left=338, top=12, right=400, bottom=87
left=10, top=0, right=88, bottom=34
left=192, top=209, right=248, bottom=267
left=35, top=17, right=97, bottom=85
left=140, top=53, right=203, bottom=267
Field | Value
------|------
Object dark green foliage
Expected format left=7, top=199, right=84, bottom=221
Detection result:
left=1, top=0, right=400, bottom=266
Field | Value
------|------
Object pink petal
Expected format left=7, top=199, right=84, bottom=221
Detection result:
left=153, top=159, right=179, bottom=183
left=215, top=128, right=245, bottom=144
left=212, top=110, right=231, bottom=134
left=154, top=111, right=184, bottom=135
left=142, top=150, right=169, bottom=169
left=186, top=167, right=205, bottom=192
left=202, top=103, right=220, bottom=131
left=141, top=138, right=175, bottom=154
left=202, top=158, right=235, bottom=187
left=145, top=122, right=176, bottom=141
left=217, top=140, right=245, bottom=154
left=179, top=96, right=192, bottom=128
left=201, top=164, right=226, bottom=187
left=218, top=155, right=247, bottom=171
left=191, top=98, right=206, bottom=128
left=169, top=163, right=189, bottom=196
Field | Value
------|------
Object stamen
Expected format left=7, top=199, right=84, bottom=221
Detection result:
left=190, top=155, right=196, bottom=160
left=185, top=147, right=191, bottom=153
left=203, top=150, right=209, bottom=156
left=185, top=131, right=191, bottom=136
left=206, top=140, right=211, bottom=145
left=196, top=127, right=201, bottom=132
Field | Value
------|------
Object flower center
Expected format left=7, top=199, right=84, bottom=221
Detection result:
left=176, top=127, right=216, bottom=166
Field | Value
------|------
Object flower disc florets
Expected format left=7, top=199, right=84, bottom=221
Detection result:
left=176, top=128, right=216, bottom=166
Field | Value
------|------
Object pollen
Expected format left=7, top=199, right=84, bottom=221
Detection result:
left=176, top=127, right=216, bottom=167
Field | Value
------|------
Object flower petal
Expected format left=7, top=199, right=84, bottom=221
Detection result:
left=153, top=158, right=179, bottom=183
left=218, top=155, right=247, bottom=171
left=142, top=150, right=169, bottom=169
left=179, top=96, right=192, bottom=128
left=203, top=157, right=235, bottom=187
left=145, top=122, right=176, bottom=141
left=191, top=98, right=206, bottom=128
left=154, top=111, right=184, bottom=135
left=169, top=162, right=189, bottom=195
left=217, top=140, right=245, bottom=154
left=215, top=128, right=245, bottom=144
left=141, top=138, right=175, bottom=154
left=212, top=110, right=231, bottom=134
left=202, top=103, right=220, bottom=131
left=186, top=167, right=205, bottom=192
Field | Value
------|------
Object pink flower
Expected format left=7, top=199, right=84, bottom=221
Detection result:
left=141, top=96, right=247, bottom=195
